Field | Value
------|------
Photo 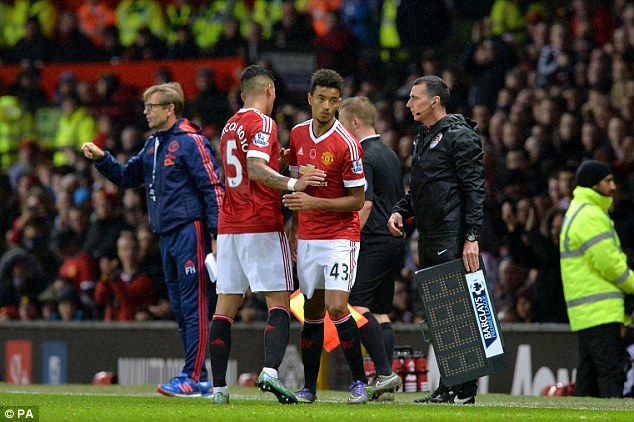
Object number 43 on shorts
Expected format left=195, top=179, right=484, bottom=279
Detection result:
left=328, top=262, right=350, bottom=281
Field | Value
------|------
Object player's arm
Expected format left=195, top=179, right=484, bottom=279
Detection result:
left=247, top=156, right=325, bottom=192
left=359, top=200, right=373, bottom=229
left=283, top=185, right=365, bottom=212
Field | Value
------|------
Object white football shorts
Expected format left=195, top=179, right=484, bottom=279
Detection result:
left=296, top=239, right=360, bottom=299
left=216, top=232, right=294, bottom=294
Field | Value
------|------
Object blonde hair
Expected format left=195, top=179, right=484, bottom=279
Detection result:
left=339, top=96, right=376, bottom=128
left=143, top=82, right=185, bottom=116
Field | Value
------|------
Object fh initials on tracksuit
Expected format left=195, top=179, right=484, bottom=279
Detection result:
left=184, top=259, right=197, bottom=275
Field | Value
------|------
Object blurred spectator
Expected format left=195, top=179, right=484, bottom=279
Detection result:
left=53, top=228, right=98, bottom=318
left=209, top=16, right=247, bottom=59
left=165, top=25, right=201, bottom=59
left=0, top=95, right=36, bottom=168
left=462, top=19, right=517, bottom=109
left=0, top=245, right=47, bottom=314
left=0, top=174, right=20, bottom=249
left=236, top=289, right=268, bottom=322
left=90, top=114, right=117, bottom=151
left=494, top=256, right=529, bottom=322
left=18, top=296, right=40, bottom=320
left=312, top=10, right=359, bottom=77
left=52, top=93, right=97, bottom=168
left=396, top=0, right=450, bottom=64
left=245, top=21, right=273, bottom=64
left=165, top=0, right=194, bottom=46
left=82, top=189, right=126, bottom=261
left=122, top=27, right=165, bottom=61
left=115, top=0, right=165, bottom=47
left=2, top=0, right=57, bottom=48
left=3, top=17, right=53, bottom=64
left=92, top=73, right=138, bottom=121
left=191, top=0, right=231, bottom=51
left=121, top=187, right=147, bottom=229
left=55, top=282, right=84, bottom=321
left=570, top=0, right=616, bottom=48
left=117, top=125, right=143, bottom=163
left=94, top=230, right=154, bottom=321
left=154, top=67, right=174, bottom=85
left=514, top=286, right=533, bottom=323
left=13, top=214, right=58, bottom=286
left=94, top=25, right=124, bottom=62
left=340, top=0, right=381, bottom=47
left=502, top=200, right=569, bottom=323
left=187, top=67, right=230, bottom=131
left=270, top=0, right=314, bottom=52
left=8, top=141, right=40, bottom=190
left=53, top=72, right=79, bottom=105
left=67, top=202, right=91, bottom=246
left=77, top=0, right=116, bottom=48
left=6, top=66, right=48, bottom=113
left=52, top=10, right=96, bottom=63
left=389, top=275, right=415, bottom=323
left=490, top=0, right=526, bottom=43
left=136, top=224, right=171, bottom=320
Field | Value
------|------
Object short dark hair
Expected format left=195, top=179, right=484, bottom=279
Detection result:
left=413, top=75, right=450, bottom=107
left=310, top=68, right=343, bottom=95
left=240, top=64, right=274, bottom=97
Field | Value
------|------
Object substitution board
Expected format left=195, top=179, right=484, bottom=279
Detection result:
left=414, top=258, right=510, bottom=386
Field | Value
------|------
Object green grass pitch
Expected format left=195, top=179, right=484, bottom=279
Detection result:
left=1, top=384, right=632, bottom=421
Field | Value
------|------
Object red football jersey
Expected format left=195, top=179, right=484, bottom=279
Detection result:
left=218, top=108, right=284, bottom=234
left=289, top=119, right=366, bottom=241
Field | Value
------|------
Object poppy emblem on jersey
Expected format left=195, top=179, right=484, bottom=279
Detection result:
left=147, top=145, right=154, bottom=154
left=168, top=140, right=180, bottom=152
left=309, top=149, right=317, bottom=159
left=322, top=151, right=335, bottom=165
left=351, top=159, right=363, bottom=174
left=184, top=259, right=196, bottom=275
left=253, top=132, right=270, bottom=147
left=430, top=133, right=443, bottom=149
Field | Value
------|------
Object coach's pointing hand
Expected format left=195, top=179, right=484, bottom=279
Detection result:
left=81, top=142, right=105, bottom=160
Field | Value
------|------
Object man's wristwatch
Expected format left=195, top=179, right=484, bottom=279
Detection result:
left=466, top=231, right=479, bottom=242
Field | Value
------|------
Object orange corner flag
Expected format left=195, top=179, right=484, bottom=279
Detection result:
left=289, top=289, right=368, bottom=352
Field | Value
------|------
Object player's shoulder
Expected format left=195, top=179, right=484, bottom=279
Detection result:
left=244, top=108, right=277, bottom=132
left=291, top=119, right=312, bottom=133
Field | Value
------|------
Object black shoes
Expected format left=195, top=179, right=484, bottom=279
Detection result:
left=414, top=386, right=475, bottom=405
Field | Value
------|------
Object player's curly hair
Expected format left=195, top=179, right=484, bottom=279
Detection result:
left=310, top=68, right=343, bottom=95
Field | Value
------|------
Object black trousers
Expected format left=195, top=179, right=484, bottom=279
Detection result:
left=575, top=322, right=627, bottom=398
left=417, top=235, right=478, bottom=396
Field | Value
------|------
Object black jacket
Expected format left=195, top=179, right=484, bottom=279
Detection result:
left=393, top=114, right=484, bottom=239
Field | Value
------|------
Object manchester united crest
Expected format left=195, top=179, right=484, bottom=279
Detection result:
left=321, top=151, right=335, bottom=165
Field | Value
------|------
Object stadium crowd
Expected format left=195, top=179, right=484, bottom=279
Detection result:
left=1, top=0, right=633, bottom=328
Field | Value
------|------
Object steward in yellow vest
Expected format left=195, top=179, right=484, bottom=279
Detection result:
left=560, top=160, right=634, bottom=398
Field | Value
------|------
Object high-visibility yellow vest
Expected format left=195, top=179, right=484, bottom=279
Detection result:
left=379, top=0, right=400, bottom=49
left=52, top=106, right=96, bottom=167
left=0, top=96, right=34, bottom=168
left=165, top=3, right=194, bottom=46
left=3, top=0, right=58, bottom=47
left=115, top=0, right=166, bottom=47
left=560, top=186, right=634, bottom=331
